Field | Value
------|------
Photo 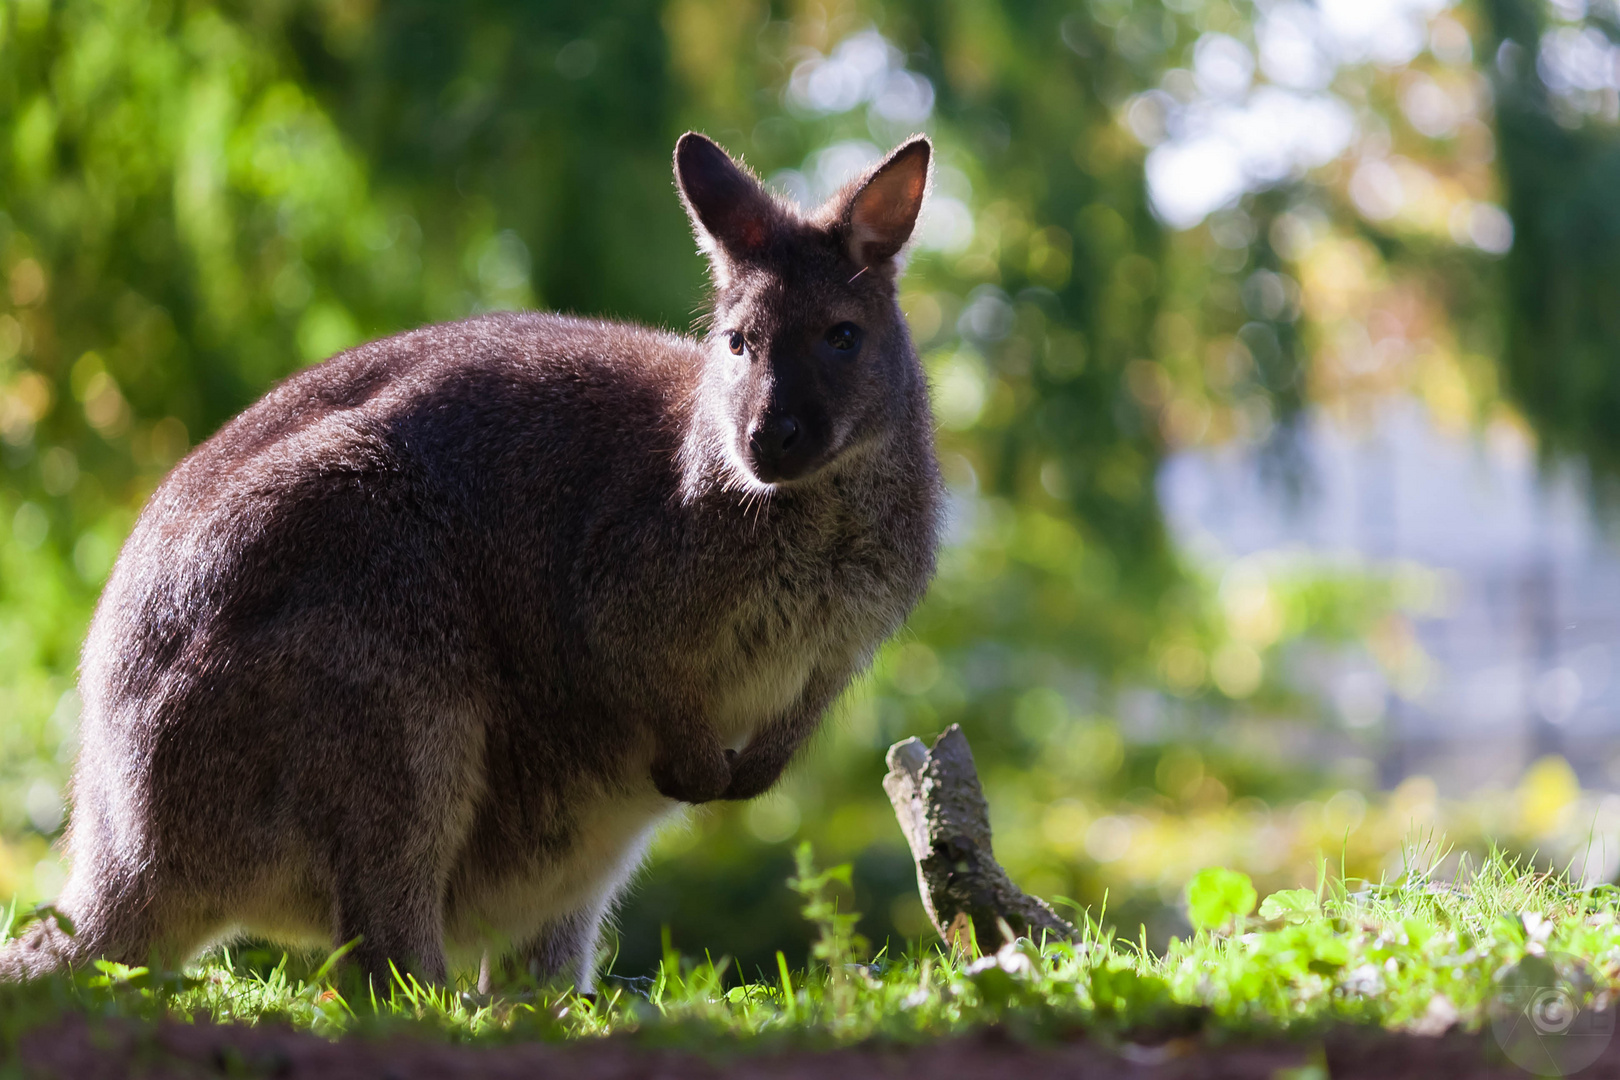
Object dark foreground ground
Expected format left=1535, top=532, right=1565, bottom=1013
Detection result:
left=15, top=1013, right=1616, bottom=1080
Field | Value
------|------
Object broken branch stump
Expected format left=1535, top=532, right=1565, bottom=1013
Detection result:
left=883, top=724, right=1078, bottom=955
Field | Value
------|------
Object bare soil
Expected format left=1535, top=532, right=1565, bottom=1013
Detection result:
left=15, top=1012, right=1617, bottom=1080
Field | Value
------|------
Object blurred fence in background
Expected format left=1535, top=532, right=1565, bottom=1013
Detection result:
left=1164, top=397, right=1620, bottom=792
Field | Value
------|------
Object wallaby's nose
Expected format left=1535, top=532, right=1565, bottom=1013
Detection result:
left=758, top=414, right=799, bottom=453
left=749, top=413, right=805, bottom=481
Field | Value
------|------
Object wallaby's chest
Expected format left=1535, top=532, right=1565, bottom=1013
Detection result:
left=686, top=510, right=917, bottom=745
left=707, top=644, right=818, bottom=749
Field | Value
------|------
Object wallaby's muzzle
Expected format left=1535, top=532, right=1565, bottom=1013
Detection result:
left=748, top=412, right=803, bottom=480
left=749, top=411, right=814, bottom=482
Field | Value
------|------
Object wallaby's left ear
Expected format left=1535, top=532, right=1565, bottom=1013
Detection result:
left=841, top=137, right=931, bottom=268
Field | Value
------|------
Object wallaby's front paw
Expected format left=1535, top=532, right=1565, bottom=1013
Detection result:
left=651, top=743, right=732, bottom=804
left=720, top=754, right=782, bottom=801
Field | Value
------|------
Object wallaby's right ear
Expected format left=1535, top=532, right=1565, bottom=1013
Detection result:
left=675, top=133, right=779, bottom=273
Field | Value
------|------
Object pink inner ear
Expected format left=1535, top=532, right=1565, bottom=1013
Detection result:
left=850, top=149, right=929, bottom=261
left=883, top=172, right=926, bottom=227
left=855, top=170, right=921, bottom=230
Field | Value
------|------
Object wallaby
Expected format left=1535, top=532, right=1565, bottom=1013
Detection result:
left=0, top=133, right=941, bottom=992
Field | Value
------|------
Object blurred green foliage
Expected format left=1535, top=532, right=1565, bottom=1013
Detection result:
left=1481, top=0, right=1620, bottom=480
left=3, top=0, right=1618, bottom=981
left=1184, top=865, right=1258, bottom=931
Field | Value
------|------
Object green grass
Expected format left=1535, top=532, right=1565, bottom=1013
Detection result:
left=2, top=840, right=1616, bottom=1056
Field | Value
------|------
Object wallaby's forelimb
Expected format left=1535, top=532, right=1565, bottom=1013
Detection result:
left=721, top=667, right=850, bottom=801
left=650, top=716, right=733, bottom=804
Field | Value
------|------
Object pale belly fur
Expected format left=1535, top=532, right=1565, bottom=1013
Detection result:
left=446, top=652, right=813, bottom=955
left=443, top=786, right=681, bottom=962
left=227, top=647, right=814, bottom=962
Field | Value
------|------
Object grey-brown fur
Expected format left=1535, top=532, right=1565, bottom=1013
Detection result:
left=0, top=134, right=941, bottom=991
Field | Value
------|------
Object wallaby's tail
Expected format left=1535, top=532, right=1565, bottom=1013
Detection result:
left=1, top=857, right=186, bottom=983
left=0, top=912, right=83, bottom=981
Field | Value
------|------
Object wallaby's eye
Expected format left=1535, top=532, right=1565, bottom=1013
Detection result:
left=826, top=322, right=861, bottom=353
left=727, top=331, right=746, bottom=356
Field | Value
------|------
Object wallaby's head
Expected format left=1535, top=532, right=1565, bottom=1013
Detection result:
left=676, top=132, right=931, bottom=490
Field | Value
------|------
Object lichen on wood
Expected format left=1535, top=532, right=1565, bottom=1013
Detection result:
left=883, top=724, right=1077, bottom=954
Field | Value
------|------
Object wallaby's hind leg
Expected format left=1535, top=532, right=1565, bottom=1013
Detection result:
left=495, top=905, right=608, bottom=994
left=308, top=691, right=483, bottom=993
left=329, top=825, right=452, bottom=990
